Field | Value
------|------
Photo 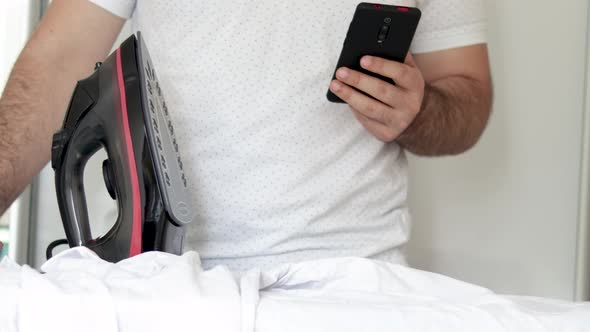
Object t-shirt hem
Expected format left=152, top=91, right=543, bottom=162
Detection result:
left=89, top=0, right=136, bottom=19
left=411, top=22, right=488, bottom=54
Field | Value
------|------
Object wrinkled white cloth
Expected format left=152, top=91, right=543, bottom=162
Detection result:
left=0, top=248, right=241, bottom=332
left=1, top=248, right=589, bottom=332
left=247, top=258, right=590, bottom=332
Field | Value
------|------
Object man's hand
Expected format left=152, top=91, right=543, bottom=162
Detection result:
left=330, top=44, right=492, bottom=156
left=329, top=54, right=425, bottom=143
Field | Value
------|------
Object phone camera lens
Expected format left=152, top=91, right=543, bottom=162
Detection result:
left=384, top=17, right=392, bottom=24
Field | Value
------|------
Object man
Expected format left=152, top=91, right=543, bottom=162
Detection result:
left=0, top=0, right=492, bottom=272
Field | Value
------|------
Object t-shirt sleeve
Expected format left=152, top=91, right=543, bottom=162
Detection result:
left=411, top=0, right=487, bottom=54
left=88, top=0, right=137, bottom=19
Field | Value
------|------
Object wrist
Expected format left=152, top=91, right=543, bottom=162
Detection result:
left=396, top=83, right=432, bottom=145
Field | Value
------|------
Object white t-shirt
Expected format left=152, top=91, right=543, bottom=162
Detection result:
left=89, top=0, right=487, bottom=272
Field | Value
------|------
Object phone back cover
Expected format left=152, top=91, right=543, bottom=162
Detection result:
left=327, top=3, right=421, bottom=103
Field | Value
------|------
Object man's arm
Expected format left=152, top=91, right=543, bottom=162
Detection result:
left=0, top=0, right=125, bottom=214
left=397, top=45, right=492, bottom=156
left=329, top=44, right=493, bottom=156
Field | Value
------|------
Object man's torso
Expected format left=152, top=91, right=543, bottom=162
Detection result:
left=130, top=0, right=416, bottom=271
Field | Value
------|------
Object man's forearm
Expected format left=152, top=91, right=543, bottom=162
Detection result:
left=0, top=45, right=98, bottom=214
left=0, top=0, right=125, bottom=215
left=0, top=73, right=38, bottom=213
left=0, top=55, right=61, bottom=214
left=397, top=76, right=492, bottom=156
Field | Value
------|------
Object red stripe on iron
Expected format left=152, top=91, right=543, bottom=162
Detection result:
left=116, top=48, right=142, bottom=257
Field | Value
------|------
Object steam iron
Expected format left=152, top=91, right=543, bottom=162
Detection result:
left=50, top=32, right=194, bottom=262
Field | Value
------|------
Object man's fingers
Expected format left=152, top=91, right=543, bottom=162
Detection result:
left=351, top=109, right=400, bottom=142
left=335, top=67, right=402, bottom=107
left=360, top=55, right=419, bottom=89
left=404, top=52, right=417, bottom=67
left=330, top=53, right=425, bottom=143
left=330, top=80, right=391, bottom=124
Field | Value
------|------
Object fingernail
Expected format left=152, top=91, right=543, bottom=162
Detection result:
left=330, top=80, right=343, bottom=92
left=336, top=68, right=349, bottom=79
left=361, top=56, right=372, bottom=68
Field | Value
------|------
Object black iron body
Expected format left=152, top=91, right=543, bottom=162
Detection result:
left=51, top=33, right=193, bottom=262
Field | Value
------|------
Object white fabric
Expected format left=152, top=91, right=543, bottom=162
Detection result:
left=249, top=259, right=590, bottom=332
left=86, top=0, right=487, bottom=272
left=0, top=248, right=241, bottom=332
left=1, top=248, right=589, bottom=332
left=412, top=0, right=487, bottom=53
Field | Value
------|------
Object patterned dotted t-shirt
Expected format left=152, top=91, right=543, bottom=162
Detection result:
left=90, top=0, right=486, bottom=272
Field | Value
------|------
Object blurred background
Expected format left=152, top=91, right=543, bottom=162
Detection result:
left=1, top=0, right=589, bottom=301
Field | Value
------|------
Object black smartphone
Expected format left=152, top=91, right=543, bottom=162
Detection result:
left=327, top=3, right=421, bottom=103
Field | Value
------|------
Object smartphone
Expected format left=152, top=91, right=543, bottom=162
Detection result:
left=327, top=3, right=421, bottom=103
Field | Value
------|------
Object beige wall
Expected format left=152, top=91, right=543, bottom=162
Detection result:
left=0, top=214, right=8, bottom=227
left=406, top=0, right=589, bottom=301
